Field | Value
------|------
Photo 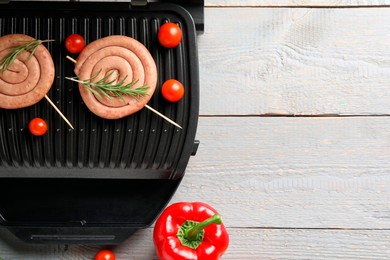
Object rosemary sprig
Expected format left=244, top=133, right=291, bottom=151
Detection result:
left=66, top=70, right=149, bottom=103
left=0, top=39, right=54, bottom=73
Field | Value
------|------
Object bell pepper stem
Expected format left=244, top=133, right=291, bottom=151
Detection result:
left=185, top=214, right=223, bottom=241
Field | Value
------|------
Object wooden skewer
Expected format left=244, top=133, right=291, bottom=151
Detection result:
left=66, top=57, right=182, bottom=129
left=44, top=95, right=74, bottom=129
left=66, top=55, right=77, bottom=64
left=65, top=77, right=81, bottom=83
left=144, top=105, right=182, bottom=129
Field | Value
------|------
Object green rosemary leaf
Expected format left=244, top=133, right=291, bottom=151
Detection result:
left=0, top=39, right=54, bottom=73
left=84, top=83, right=102, bottom=99
left=65, top=70, right=149, bottom=103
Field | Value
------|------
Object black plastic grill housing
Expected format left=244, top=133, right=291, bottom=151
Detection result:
left=0, top=1, right=200, bottom=244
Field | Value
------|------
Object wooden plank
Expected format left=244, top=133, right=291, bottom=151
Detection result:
left=1, top=228, right=390, bottom=259
left=198, top=8, right=390, bottom=115
left=220, top=229, right=390, bottom=259
left=169, top=117, right=390, bottom=228
left=205, top=0, right=390, bottom=6
left=32, top=0, right=390, bottom=6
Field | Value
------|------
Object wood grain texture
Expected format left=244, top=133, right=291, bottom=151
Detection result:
left=197, top=229, right=390, bottom=259
left=171, top=117, right=390, bottom=228
left=2, top=228, right=390, bottom=259
left=198, top=8, right=390, bottom=115
left=19, top=0, right=390, bottom=6
left=205, top=0, right=390, bottom=6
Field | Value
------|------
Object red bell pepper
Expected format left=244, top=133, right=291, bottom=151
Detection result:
left=153, top=202, right=229, bottom=260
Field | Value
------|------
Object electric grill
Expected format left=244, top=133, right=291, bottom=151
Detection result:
left=0, top=0, right=201, bottom=244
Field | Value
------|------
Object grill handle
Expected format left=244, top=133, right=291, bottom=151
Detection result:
left=7, top=226, right=137, bottom=244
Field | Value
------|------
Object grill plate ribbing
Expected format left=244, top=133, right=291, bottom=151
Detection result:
left=0, top=2, right=199, bottom=180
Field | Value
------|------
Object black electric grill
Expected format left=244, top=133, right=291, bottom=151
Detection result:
left=0, top=0, right=202, bottom=244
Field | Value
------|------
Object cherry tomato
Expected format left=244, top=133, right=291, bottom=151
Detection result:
left=95, top=249, right=116, bottom=260
left=28, top=118, right=48, bottom=136
left=161, top=79, right=185, bottom=102
left=158, top=22, right=182, bottom=48
left=65, top=34, right=85, bottom=54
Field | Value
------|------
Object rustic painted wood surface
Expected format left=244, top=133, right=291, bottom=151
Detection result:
left=199, top=8, right=390, bottom=116
left=205, top=0, right=390, bottom=6
left=1, top=1, right=390, bottom=260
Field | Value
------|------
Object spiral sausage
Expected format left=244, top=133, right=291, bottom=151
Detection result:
left=75, top=35, right=157, bottom=119
left=0, top=34, right=55, bottom=109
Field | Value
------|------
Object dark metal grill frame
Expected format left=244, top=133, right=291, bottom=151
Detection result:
left=0, top=1, right=201, bottom=244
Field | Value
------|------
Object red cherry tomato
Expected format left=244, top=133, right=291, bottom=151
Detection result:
left=28, top=118, right=48, bottom=136
left=65, top=34, right=85, bottom=54
left=161, top=79, right=185, bottom=102
left=158, top=22, right=182, bottom=48
left=95, top=249, right=116, bottom=260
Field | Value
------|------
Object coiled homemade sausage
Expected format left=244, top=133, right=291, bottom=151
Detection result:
left=0, top=34, right=55, bottom=109
left=75, top=35, right=157, bottom=119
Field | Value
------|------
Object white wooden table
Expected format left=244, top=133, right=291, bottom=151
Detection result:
left=2, top=0, right=390, bottom=259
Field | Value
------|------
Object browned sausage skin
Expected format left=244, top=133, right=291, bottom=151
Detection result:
left=0, top=34, right=55, bottom=109
left=75, top=35, right=157, bottom=119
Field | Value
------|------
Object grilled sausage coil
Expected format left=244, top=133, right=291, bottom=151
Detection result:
left=75, top=35, right=157, bottom=119
left=0, top=34, right=55, bottom=109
